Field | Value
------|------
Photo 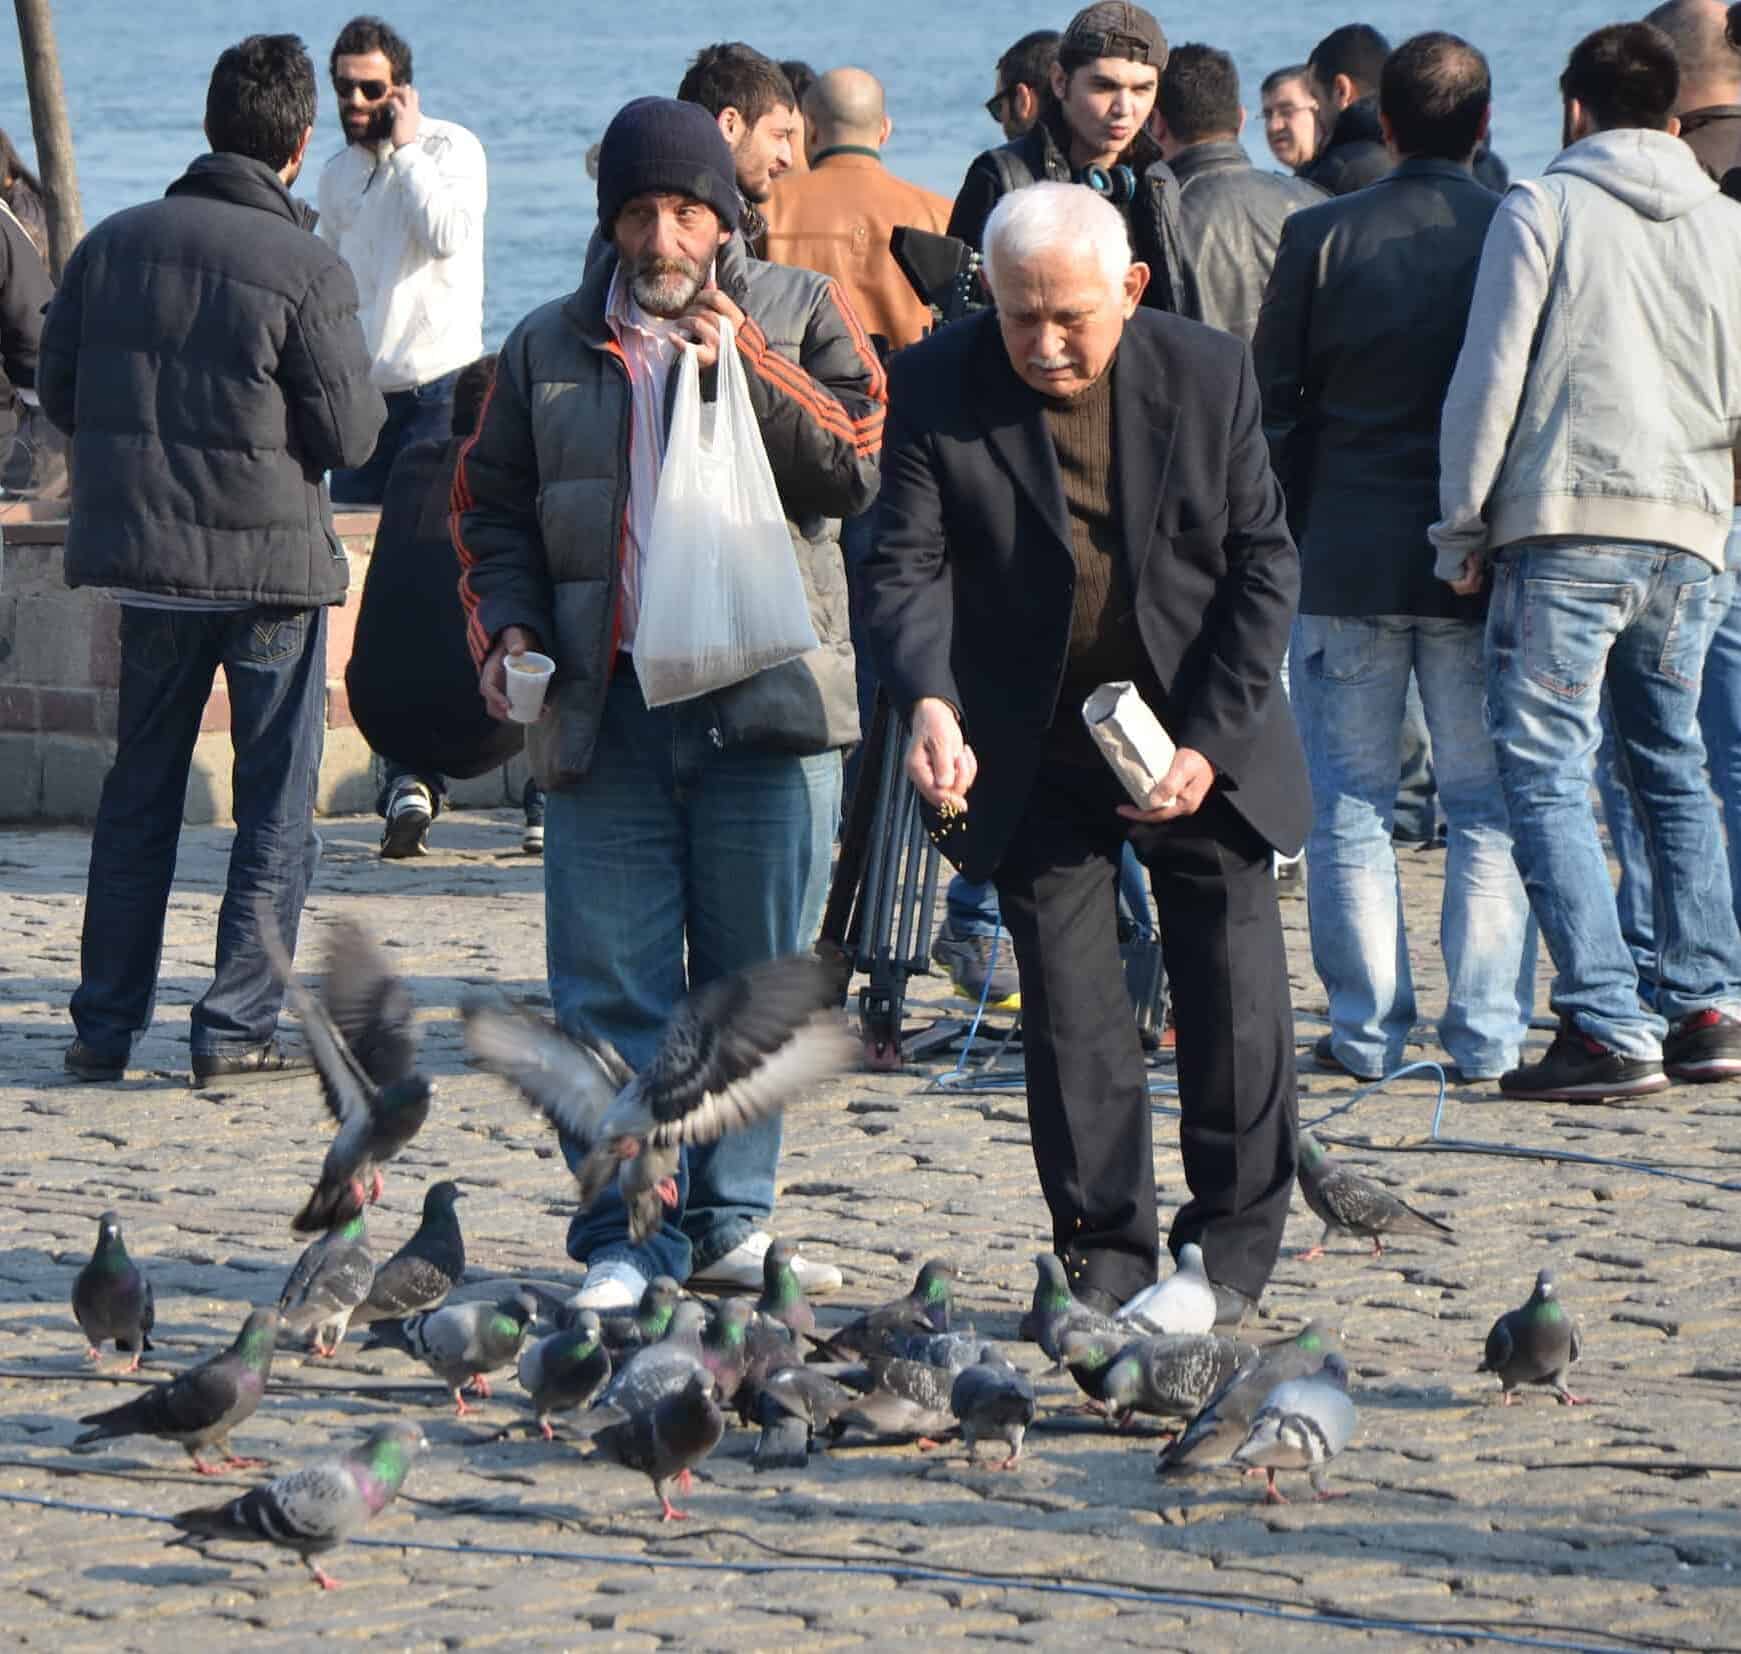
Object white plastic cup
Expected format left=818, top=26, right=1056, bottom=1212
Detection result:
left=503, top=650, right=555, bottom=723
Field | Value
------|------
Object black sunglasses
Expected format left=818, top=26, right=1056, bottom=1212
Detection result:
left=984, top=88, right=1012, bottom=121
left=333, top=76, right=389, bottom=100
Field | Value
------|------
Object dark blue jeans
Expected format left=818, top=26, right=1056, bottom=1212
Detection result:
left=329, top=368, right=459, bottom=507
left=70, top=605, right=328, bottom=1061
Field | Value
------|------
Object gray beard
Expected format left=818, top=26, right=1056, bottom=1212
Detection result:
left=631, top=266, right=705, bottom=318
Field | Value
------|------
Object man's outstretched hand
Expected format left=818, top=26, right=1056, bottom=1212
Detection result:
left=906, top=696, right=977, bottom=813
left=1117, top=747, right=1216, bottom=823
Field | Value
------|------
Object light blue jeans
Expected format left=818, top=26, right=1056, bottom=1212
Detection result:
left=545, top=666, right=841, bottom=1282
left=1487, top=540, right=1741, bottom=1057
left=1295, top=614, right=1535, bottom=1078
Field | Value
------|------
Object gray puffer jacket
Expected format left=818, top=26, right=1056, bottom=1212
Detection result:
left=456, top=236, right=884, bottom=788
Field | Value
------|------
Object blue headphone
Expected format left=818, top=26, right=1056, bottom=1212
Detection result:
left=1079, top=163, right=1138, bottom=206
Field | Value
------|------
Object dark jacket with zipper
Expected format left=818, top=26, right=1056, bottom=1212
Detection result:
left=39, top=152, right=384, bottom=605
left=0, top=204, right=51, bottom=439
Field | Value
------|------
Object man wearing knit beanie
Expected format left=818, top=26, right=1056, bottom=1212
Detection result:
left=455, top=93, right=885, bottom=1311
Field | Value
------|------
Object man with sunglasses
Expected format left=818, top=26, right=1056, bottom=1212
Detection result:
left=317, top=15, right=486, bottom=506
left=985, top=30, right=1062, bottom=141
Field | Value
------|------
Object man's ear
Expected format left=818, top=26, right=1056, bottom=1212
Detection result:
left=879, top=114, right=893, bottom=147
left=1332, top=73, right=1357, bottom=112
left=1014, top=82, right=1040, bottom=126
left=1050, top=63, right=1069, bottom=103
left=1122, top=260, right=1150, bottom=315
left=1236, top=104, right=1247, bottom=137
left=717, top=106, right=744, bottom=146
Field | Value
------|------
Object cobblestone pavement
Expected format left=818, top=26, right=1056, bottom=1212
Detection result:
left=2, top=811, right=1739, bottom=1651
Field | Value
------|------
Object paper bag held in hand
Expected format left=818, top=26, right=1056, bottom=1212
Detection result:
left=1082, top=682, right=1177, bottom=808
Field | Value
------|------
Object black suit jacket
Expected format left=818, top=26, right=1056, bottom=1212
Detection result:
left=860, top=308, right=1308, bottom=881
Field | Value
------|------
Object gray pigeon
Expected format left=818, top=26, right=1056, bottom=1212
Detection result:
left=169, top=1419, right=426, bottom=1589
left=806, top=1260, right=959, bottom=1361
left=1100, top=1332, right=1255, bottom=1433
left=360, top=1289, right=537, bottom=1414
left=833, top=1354, right=958, bottom=1446
left=463, top=955, right=851, bottom=1241
left=278, top=1211, right=373, bottom=1357
left=76, top=1307, right=279, bottom=1472
left=950, top=1347, right=1037, bottom=1469
left=257, top=907, right=434, bottom=1235
left=756, top=1237, right=816, bottom=1338
left=72, top=1210, right=155, bottom=1370
left=591, top=1299, right=709, bottom=1419
left=592, top=1369, right=726, bottom=1522
left=517, top=1311, right=613, bottom=1438
left=350, top=1181, right=466, bottom=1331
left=1296, top=1130, right=1453, bottom=1259
left=1018, top=1254, right=1120, bottom=1367
left=751, top=1365, right=854, bottom=1470
left=1057, top=1329, right=1123, bottom=1410
left=1159, top=1319, right=1342, bottom=1474
left=1114, top=1244, right=1218, bottom=1336
left=1230, top=1350, right=1358, bottom=1503
left=1478, top=1268, right=1586, bottom=1405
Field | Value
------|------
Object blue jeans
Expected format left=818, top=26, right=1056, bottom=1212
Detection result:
left=330, top=368, right=459, bottom=506
left=546, top=665, right=841, bottom=1282
left=70, top=605, right=327, bottom=1060
left=1295, top=615, right=1535, bottom=1077
left=1487, top=540, right=1741, bottom=1057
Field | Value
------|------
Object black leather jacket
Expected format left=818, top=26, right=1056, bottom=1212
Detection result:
left=1297, top=98, right=1392, bottom=196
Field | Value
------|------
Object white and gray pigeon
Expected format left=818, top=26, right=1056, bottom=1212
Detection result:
left=1018, top=1253, right=1121, bottom=1368
left=1100, top=1332, right=1255, bottom=1433
left=517, top=1311, right=613, bottom=1439
left=71, top=1210, right=155, bottom=1370
left=168, top=1419, right=427, bottom=1590
left=1115, top=1243, right=1218, bottom=1336
left=949, top=1346, right=1037, bottom=1469
left=278, top=1211, right=373, bottom=1357
left=591, top=1369, right=726, bottom=1522
left=462, top=954, right=850, bottom=1242
left=1296, top=1130, right=1453, bottom=1259
left=751, top=1365, right=855, bottom=1471
left=1229, top=1350, right=1357, bottom=1503
left=1478, top=1268, right=1586, bottom=1406
left=349, top=1181, right=467, bottom=1332
left=361, top=1289, right=538, bottom=1414
left=833, top=1353, right=959, bottom=1446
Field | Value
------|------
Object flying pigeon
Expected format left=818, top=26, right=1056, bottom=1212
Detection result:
left=1018, top=1254, right=1120, bottom=1368
left=950, top=1347, right=1037, bottom=1469
left=257, top=908, right=434, bottom=1234
left=517, top=1312, right=613, bottom=1439
left=462, top=954, right=851, bottom=1241
left=591, top=1369, right=726, bottom=1522
left=1478, top=1268, right=1586, bottom=1405
left=756, top=1237, right=816, bottom=1338
left=750, top=1365, right=854, bottom=1470
left=76, top=1307, right=279, bottom=1473
left=72, top=1210, right=154, bottom=1370
left=832, top=1354, right=958, bottom=1447
left=1295, top=1130, right=1453, bottom=1259
left=1100, top=1332, right=1254, bottom=1433
left=350, top=1181, right=466, bottom=1331
left=1229, top=1351, right=1357, bottom=1503
left=1115, top=1243, right=1218, bottom=1337
left=806, top=1260, right=959, bottom=1361
left=360, top=1290, right=537, bottom=1414
left=278, top=1212, right=373, bottom=1357
left=168, top=1419, right=426, bottom=1589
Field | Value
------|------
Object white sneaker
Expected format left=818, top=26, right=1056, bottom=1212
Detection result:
left=571, top=1258, right=648, bottom=1312
left=688, top=1230, right=844, bottom=1296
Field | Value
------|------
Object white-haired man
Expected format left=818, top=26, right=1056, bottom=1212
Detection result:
left=861, top=182, right=1306, bottom=1327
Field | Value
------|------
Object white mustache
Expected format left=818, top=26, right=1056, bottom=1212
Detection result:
left=1027, top=355, right=1072, bottom=371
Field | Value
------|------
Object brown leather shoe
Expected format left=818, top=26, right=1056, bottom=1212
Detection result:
left=190, top=1040, right=310, bottom=1087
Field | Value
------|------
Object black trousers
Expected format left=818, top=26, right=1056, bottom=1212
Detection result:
left=993, top=760, right=1298, bottom=1303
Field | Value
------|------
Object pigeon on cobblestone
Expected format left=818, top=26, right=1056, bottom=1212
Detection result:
left=72, top=1210, right=154, bottom=1370
left=1019, top=1254, right=1120, bottom=1367
left=833, top=1354, right=959, bottom=1446
left=593, top=1300, right=709, bottom=1419
left=1057, top=1329, right=1122, bottom=1409
left=361, top=1289, right=537, bottom=1414
left=1114, top=1244, right=1218, bottom=1336
left=278, top=1212, right=373, bottom=1357
left=598, top=1276, right=682, bottom=1352
left=258, top=909, right=433, bottom=1234
left=751, top=1365, right=854, bottom=1470
left=1100, top=1332, right=1255, bottom=1433
left=699, top=1296, right=757, bottom=1407
left=591, top=1369, right=725, bottom=1521
left=1479, top=1268, right=1586, bottom=1405
left=756, top=1237, right=816, bottom=1338
left=1295, top=1130, right=1453, bottom=1259
left=1158, top=1319, right=1342, bottom=1474
left=462, top=955, right=851, bottom=1242
left=1229, top=1351, right=1357, bottom=1503
left=76, top=1307, right=279, bottom=1472
left=350, top=1181, right=466, bottom=1331
left=517, top=1311, right=612, bottom=1439
left=806, top=1260, right=959, bottom=1361
left=168, top=1419, right=426, bottom=1589
left=950, top=1347, right=1037, bottom=1469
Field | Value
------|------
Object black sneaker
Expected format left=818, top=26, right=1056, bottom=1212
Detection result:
left=381, top=777, right=434, bottom=859
left=1499, top=1021, right=1668, bottom=1102
left=931, top=926, right=1021, bottom=1008
left=64, top=1040, right=127, bottom=1082
left=1663, top=1009, right=1741, bottom=1082
left=521, top=779, right=545, bottom=856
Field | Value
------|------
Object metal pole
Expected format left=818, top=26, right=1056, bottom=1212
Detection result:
left=14, top=0, right=84, bottom=278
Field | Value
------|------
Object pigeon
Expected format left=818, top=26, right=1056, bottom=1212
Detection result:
left=950, top=1347, right=1037, bottom=1469
left=597, top=1276, right=682, bottom=1352
left=1099, top=1333, right=1254, bottom=1433
left=168, top=1420, right=426, bottom=1590
left=1295, top=1130, right=1453, bottom=1259
left=806, top=1260, right=959, bottom=1361
left=462, top=954, right=851, bottom=1241
left=888, top=1328, right=983, bottom=1373
left=360, top=1289, right=537, bottom=1414
left=278, top=1212, right=373, bottom=1357
left=1115, top=1244, right=1218, bottom=1337
left=1018, top=1254, right=1121, bottom=1367
left=1159, top=1319, right=1342, bottom=1474
left=591, top=1369, right=726, bottom=1522
left=1057, top=1329, right=1122, bottom=1410
left=75, top=1307, right=279, bottom=1473
left=1229, top=1350, right=1357, bottom=1503
left=71, top=1210, right=154, bottom=1370
left=592, top=1300, right=709, bottom=1419
left=756, top=1237, right=816, bottom=1338
left=256, top=909, right=434, bottom=1234
left=833, top=1354, right=958, bottom=1447
left=751, top=1365, right=854, bottom=1470
left=517, top=1311, right=613, bottom=1439
left=1478, top=1268, right=1586, bottom=1406
left=699, top=1296, right=757, bottom=1406
left=350, top=1181, right=466, bottom=1331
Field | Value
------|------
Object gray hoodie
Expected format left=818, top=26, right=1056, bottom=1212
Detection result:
left=1431, top=128, right=1741, bottom=578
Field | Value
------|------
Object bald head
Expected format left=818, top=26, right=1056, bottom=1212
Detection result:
left=803, top=66, right=890, bottom=149
left=1646, top=0, right=1741, bottom=104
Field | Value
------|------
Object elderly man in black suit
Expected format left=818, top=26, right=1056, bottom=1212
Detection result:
left=860, top=180, right=1306, bottom=1327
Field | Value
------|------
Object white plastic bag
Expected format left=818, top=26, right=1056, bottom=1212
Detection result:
left=633, top=315, right=819, bottom=707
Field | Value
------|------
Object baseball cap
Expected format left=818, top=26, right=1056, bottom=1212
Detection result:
left=1060, top=2, right=1168, bottom=69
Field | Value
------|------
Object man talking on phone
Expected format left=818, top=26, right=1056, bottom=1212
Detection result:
left=318, top=15, right=486, bottom=503
left=456, top=97, right=884, bottom=1310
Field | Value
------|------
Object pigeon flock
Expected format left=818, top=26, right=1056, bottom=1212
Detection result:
left=60, top=916, right=1586, bottom=1589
